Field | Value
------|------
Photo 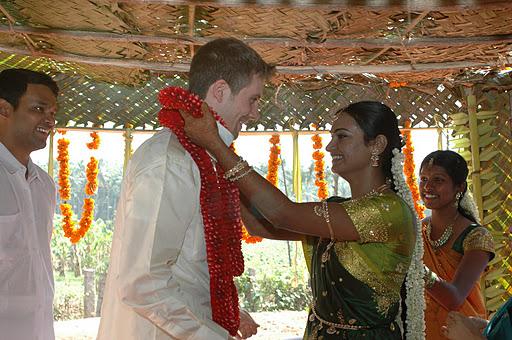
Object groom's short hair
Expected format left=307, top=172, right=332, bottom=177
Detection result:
left=188, top=38, right=274, bottom=98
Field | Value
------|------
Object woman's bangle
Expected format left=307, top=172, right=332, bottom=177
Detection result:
left=424, top=266, right=439, bottom=289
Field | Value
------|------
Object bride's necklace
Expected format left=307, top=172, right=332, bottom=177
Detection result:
left=426, top=213, right=459, bottom=250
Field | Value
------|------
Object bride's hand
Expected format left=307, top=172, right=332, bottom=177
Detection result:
left=179, top=102, right=221, bottom=149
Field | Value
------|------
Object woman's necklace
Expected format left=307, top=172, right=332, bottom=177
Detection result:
left=426, top=213, right=459, bottom=250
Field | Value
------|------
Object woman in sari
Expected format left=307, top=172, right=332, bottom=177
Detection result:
left=419, top=150, right=495, bottom=339
left=180, top=101, right=426, bottom=339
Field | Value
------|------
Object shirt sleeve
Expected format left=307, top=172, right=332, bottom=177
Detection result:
left=114, top=146, right=228, bottom=339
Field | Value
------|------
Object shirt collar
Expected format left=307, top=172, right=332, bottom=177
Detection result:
left=0, top=142, right=40, bottom=180
left=0, top=142, right=25, bottom=174
left=207, top=122, right=234, bottom=162
left=217, top=121, right=234, bottom=147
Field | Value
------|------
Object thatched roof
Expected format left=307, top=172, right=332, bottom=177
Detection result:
left=0, top=0, right=511, bottom=129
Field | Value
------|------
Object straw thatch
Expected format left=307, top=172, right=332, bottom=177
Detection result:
left=0, top=0, right=510, bottom=311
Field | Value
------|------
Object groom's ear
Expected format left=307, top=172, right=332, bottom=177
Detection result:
left=207, top=79, right=230, bottom=105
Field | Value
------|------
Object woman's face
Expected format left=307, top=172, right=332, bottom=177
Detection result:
left=419, top=163, right=464, bottom=210
left=326, top=113, right=374, bottom=176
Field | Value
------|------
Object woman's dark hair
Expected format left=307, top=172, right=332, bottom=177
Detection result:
left=0, top=68, right=59, bottom=109
left=339, top=101, right=403, bottom=192
left=420, top=150, right=476, bottom=223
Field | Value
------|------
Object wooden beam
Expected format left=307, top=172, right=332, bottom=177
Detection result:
left=113, top=0, right=512, bottom=10
left=2, top=25, right=512, bottom=49
left=1, top=44, right=510, bottom=75
left=363, top=10, right=429, bottom=65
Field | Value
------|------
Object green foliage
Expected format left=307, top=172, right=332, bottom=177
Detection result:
left=52, top=159, right=123, bottom=222
left=53, top=272, right=83, bottom=320
left=236, top=240, right=311, bottom=312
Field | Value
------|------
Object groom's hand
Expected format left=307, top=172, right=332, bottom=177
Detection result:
left=237, top=309, right=259, bottom=339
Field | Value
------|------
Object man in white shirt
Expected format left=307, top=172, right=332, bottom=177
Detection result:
left=98, top=38, right=274, bottom=340
left=0, top=68, right=59, bottom=340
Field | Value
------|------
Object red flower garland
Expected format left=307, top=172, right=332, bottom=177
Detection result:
left=158, top=87, right=243, bottom=336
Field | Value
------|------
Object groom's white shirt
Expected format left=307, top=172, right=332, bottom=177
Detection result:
left=97, top=124, right=234, bottom=340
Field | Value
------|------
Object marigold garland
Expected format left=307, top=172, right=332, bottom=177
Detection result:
left=266, top=134, right=281, bottom=186
left=311, top=133, right=328, bottom=200
left=158, top=86, right=243, bottom=336
left=402, top=120, right=426, bottom=219
left=240, top=135, right=282, bottom=244
left=57, top=131, right=100, bottom=244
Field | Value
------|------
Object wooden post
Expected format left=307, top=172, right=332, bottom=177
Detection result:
left=83, top=268, right=96, bottom=318
left=465, top=87, right=484, bottom=221
left=47, top=129, right=54, bottom=177
left=96, top=272, right=106, bottom=316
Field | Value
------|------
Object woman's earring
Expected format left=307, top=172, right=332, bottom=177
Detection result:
left=370, top=153, right=380, bottom=167
left=454, top=192, right=462, bottom=206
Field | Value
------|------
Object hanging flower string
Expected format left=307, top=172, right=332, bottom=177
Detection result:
left=57, top=131, right=100, bottom=244
left=158, top=86, right=243, bottom=336
left=312, top=131, right=328, bottom=200
left=402, top=120, right=426, bottom=219
left=266, top=134, right=281, bottom=186
left=241, top=135, right=281, bottom=244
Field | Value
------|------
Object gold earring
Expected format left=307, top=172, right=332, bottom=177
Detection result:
left=370, top=153, right=380, bottom=167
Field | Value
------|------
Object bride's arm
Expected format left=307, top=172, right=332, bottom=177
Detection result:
left=240, top=200, right=304, bottom=241
left=181, top=110, right=360, bottom=242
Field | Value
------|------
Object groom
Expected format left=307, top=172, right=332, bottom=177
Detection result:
left=97, top=38, right=274, bottom=339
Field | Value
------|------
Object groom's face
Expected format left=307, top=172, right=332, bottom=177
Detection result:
left=217, top=74, right=264, bottom=139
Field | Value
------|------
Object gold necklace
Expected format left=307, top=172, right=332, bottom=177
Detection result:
left=426, top=213, right=459, bottom=249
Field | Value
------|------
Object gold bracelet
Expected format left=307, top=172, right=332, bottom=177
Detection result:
left=228, top=166, right=254, bottom=182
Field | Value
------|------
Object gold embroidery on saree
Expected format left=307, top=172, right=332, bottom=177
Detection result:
left=334, top=242, right=402, bottom=316
left=463, top=226, right=495, bottom=255
left=343, top=198, right=388, bottom=243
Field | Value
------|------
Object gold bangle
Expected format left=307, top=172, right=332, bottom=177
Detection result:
left=424, top=266, right=438, bottom=289
left=229, top=166, right=253, bottom=182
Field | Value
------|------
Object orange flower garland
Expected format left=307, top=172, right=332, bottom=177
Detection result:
left=241, top=134, right=281, bottom=244
left=57, top=131, right=101, bottom=243
left=266, top=134, right=281, bottom=186
left=312, top=133, right=328, bottom=200
left=402, top=121, right=426, bottom=219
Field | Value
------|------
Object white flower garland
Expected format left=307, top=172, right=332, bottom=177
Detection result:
left=391, top=148, right=426, bottom=340
left=459, top=191, right=481, bottom=224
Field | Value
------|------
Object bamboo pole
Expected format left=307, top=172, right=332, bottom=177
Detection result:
left=465, top=87, right=484, bottom=222
left=2, top=44, right=511, bottom=76
left=4, top=25, right=512, bottom=49
left=123, top=124, right=134, bottom=176
left=115, top=0, right=512, bottom=11
left=48, top=129, right=54, bottom=177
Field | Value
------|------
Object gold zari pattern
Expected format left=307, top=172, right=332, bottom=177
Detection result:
left=462, top=226, right=495, bottom=255
left=334, top=242, right=401, bottom=316
left=343, top=194, right=388, bottom=243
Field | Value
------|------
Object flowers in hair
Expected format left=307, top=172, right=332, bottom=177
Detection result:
left=391, top=148, right=426, bottom=340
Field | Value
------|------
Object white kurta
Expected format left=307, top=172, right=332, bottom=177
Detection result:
left=0, top=142, right=56, bottom=340
left=97, top=126, right=234, bottom=340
